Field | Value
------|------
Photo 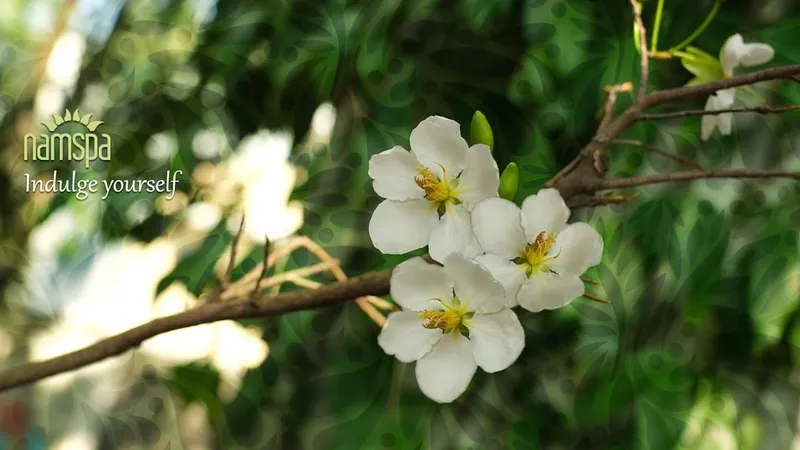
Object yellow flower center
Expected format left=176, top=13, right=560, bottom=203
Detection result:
left=514, top=231, right=559, bottom=277
left=414, top=166, right=459, bottom=207
left=418, top=298, right=473, bottom=335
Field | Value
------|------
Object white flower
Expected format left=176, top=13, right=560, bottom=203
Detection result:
left=701, top=34, right=774, bottom=141
left=378, top=253, right=524, bottom=403
left=368, top=116, right=499, bottom=263
left=719, top=34, right=774, bottom=79
left=701, top=89, right=735, bottom=141
left=470, top=189, right=603, bottom=312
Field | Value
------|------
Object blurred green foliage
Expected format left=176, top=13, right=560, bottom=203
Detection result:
left=1, top=0, right=800, bottom=449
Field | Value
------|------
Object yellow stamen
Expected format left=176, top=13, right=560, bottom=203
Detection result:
left=521, top=231, right=558, bottom=275
left=418, top=299, right=471, bottom=333
left=414, top=166, right=453, bottom=204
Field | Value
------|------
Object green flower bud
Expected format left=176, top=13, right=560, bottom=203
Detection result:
left=498, top=162, right=518, bottom=202
left=470, top=111, right=494, bottom=152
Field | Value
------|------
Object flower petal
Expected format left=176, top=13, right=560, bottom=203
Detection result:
left=516, top=272, right=584, bottom=312
left=701, top=114, right=717, bottom=141
left=716, top=88, right=736, bottom=106
left=474, top=254, right=526, bottom=307
left=456, top=144, right=499, bottom=208
left=701, top=96, right=720, bottom=141
left=548, top=222, right=604, bottom=276
left=415, top=334, right=477, bottom=403
left=390, top=256, right=453, bottom=311
left=369, top=146, right=424, bottom=201
left=428, top=204, right=482, bottom=263
left=720, top=33, right=745, bottom=76
left=738, top=43, right=774, bottom=68
left=409, top=116, right=469, bottom=178
left=468, top=309, right=525, bottom=373
left=378, top=311, right=442, bottom=362
left=369, top=199, right=439, bottom=255
left=520, top=188, right=571, bottom=240
left=717, top=112, right=733, bottom=136
left=471, top=198, right=526, bottom=259
left=442, top=253, right=506, bottom=314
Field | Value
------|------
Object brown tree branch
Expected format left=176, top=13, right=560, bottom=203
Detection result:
left=638, top=104, right=800, bottom=120
left=593, top=169, right=799, bottom=190
left=1, top=64, right=800, bottom=393
left=0, top=268, right=392, bottom=392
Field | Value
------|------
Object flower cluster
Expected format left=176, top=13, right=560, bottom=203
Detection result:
left=367, top=116, right=604, bottom=402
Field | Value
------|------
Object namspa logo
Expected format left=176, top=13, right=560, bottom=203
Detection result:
left=23, top=109, right=111, bottom=168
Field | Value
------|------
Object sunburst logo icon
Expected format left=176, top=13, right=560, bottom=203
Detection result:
left=41, top=109, right=104, bottom=132
left=24, top=108, right=112, bottom=168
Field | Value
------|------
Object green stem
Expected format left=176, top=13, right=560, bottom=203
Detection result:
left=650, top=0, right=666, bottom=52
left=669, top=0, right=721, bottom=52
left=670, top=50, right=696, bottom=59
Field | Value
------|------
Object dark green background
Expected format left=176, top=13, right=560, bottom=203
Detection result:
left=1, top=0, right=799, bottom=448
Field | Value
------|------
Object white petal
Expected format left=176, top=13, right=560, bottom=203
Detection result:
left=701, top=114, right=717, bottom=141
left=548, top=222, right=604, bottom=276
left=737, top=43, right=775, bottom=68
left=409, top=116, right=469, bottom=178
left=378, top=311, right=442, bottom=362
left=471, top=198, right=526, bottom=259
left=702, top=95, right=720, bottom=141
left=456, top=144, right=499, bottom=208
left=428, top=204, right=482, bottom=263
left=415, top=334, right=477, bottom=403
left=716, top=88, right=736, bottom=106
left=717, top=112, right=733, bottom=135
left=369, top=199, right=439, bottom=255
left=720, top=33, right=745, bottom=76
left=474, top=254, right=526, bottom=307
left=468, top=309, right=525, bottom=373
left=369, top=146, right=425, bottom=201
left=442, top=253, right=506, bottom=314
left=390, top=256, right=453, bottom=311
left=516, top=273, right=584, bottom=312
left=520, top=188, right=571, bottom=241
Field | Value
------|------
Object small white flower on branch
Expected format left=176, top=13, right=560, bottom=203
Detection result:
left=378, top=253, right=524, bottom=403
left=701, top=89, right=735, bottom=141
left=470, top=188, right=603, bottom=312
left=682, top=34, right=775, bottom=140
left=368, top=116, right=499, bottom=263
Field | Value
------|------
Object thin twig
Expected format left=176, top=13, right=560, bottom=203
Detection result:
left=612, top=139, right=706, bottom=171
left=290, top=237, right=386, bottom=327
left=286, top=276, right=323, bottom=290
left=257, top=261, right=341, bottom=291
left=365, top=296, right=396, bottom=311
left=595, top=169, right=800, bottom=190
left=221, top=214, right=246, bottom=290
left=247, top=237, right=271, bottom=306
left=583, top=291, right=609, bottom=304
left=638, top=104, right=800, bottom=120
left=629, top=0, right=649, bottom=101
left=568, top=193, right=639, bottom=209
